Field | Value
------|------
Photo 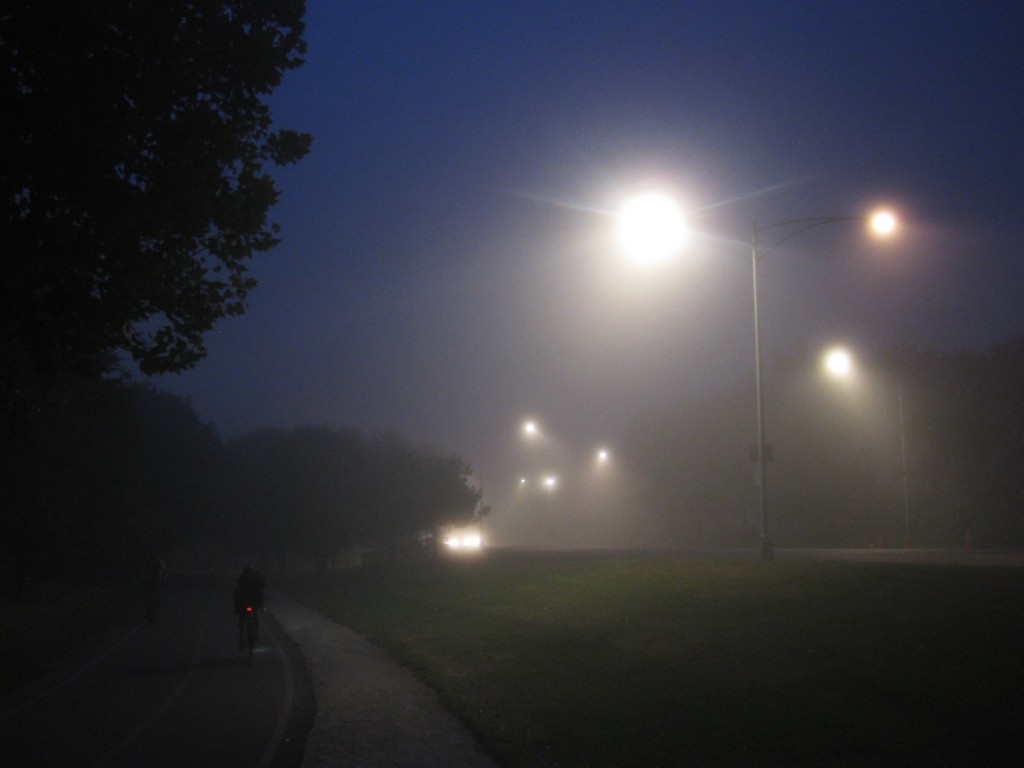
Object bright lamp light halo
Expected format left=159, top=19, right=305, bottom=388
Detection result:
left=617, top=192, right=689, bottom=266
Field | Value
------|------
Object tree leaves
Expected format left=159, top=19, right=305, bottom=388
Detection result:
left=1, top=1, right=312, bottom=386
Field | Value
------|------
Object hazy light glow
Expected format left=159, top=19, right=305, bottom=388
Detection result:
left=522, top=420, right=540, bottom=438
left=824, top=347, right=853, bottom=377
left=443, top=528, right=483, bottom=551
left=542, top=474, right=559, bottom=491
left=596, top=448, right=610, bottom=464
left=868, top=209, right=897, bottom=236
left=617, top=193, right=689, bottom=266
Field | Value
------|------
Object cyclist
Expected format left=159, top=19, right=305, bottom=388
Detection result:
left=233, top=565, right=265, bottom=648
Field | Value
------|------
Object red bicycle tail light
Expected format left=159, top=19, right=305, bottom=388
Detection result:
left=246, top=606, right=253, bottom=612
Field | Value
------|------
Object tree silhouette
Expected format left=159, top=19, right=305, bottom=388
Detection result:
left=224, top=426, right=480, bottom=574
left=1, top=1, right=311, bottom=406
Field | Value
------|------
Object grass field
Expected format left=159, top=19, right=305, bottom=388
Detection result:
left=292, top=550, right=1024, bottom=767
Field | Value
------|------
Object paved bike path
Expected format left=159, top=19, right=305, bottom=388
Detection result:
left=270, top=594, right=496, bottom=768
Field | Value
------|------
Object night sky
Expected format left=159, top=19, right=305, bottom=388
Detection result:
left=155, top=2, right=1024, bottom=542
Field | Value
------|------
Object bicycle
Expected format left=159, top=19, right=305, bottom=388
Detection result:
left=241, top=605, right=260, bottom=662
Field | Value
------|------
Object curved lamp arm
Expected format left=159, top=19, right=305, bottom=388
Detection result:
left=753, top=216, right=861, bottom=261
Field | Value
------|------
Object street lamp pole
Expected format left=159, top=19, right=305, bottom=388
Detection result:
left=749, top=214, right=893, bottom=561
left=897, top=384, right=910, bottom=544
left=751, top=223, right=772, bottom=560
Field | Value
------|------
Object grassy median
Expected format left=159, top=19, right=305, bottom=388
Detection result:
left=292, top=550, right=1024, bottom=767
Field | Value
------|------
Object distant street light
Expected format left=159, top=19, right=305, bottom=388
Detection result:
left=823, top=347, right=853, bottom=378
left=822, top=346, right=911, bottom=545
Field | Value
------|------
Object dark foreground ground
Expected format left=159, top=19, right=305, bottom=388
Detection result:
left=292, top=548, right=1024, bottom=767
left=2, top=578, right=313, bottom=768
left=4, top=549, right=1024, bottom=767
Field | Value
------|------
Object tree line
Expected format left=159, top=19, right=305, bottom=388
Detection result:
left=224, top=425, right=480, bottom=575
left=0, top=377, right=480, bottom=589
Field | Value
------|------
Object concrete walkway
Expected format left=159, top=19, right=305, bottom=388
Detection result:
left=270, top=594, right=497, bottom=768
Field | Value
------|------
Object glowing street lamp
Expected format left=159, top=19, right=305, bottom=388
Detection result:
left=617, top=192, right=689, bottom=267
left=823, top=346, right=911, bottom=545
left=823, top=347, right=853, bottom=378
left=869, top=210, right=898, bottom=236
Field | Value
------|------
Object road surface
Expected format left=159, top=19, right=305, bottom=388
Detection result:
left=2, top=577, right=313, bottom=768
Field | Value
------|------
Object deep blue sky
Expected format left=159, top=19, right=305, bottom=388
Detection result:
left=156, top=1, right=1024, bottom=537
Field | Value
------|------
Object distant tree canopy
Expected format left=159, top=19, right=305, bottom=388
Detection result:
left=1, top=379, right=222, bottom=580
left=904, top=336, right=1024, bottom=546
left=1, top=375, right=480, bottom=583
left=0, top=1, right=311, bottom=403
left=224, top=427, right=481, bottom=574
